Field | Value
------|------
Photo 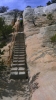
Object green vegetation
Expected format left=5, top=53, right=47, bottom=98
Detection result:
left=51, top=0, right=56, bottom=3
left=0, top=17, right=14, bottom=49
left=1, top=25, right=13, bottom=39
left=42, top=14, right=46, bottom=16
left=0, top=6, right=9, bottom=13
left=13, top=9, right=20, bottom=24
left=0, top=49, right=5, bottom=55
left=0, top=17, right=13, bottom=39
left=47, top=0, right=56, bottom=5
left=0, top=60, right=7, bottom=71
left=47, top=1, right=52, bottom=5
left=50, top=34, right=56, bottom=42
left=0, top=41, right=6, bottom=48
left=47, top=13, right=53, bottom=20
left=37, top=5, right=43, bottom=8
left=20, top=19, right=23, bottom=27
left=26, top=6, right=31, bottom=8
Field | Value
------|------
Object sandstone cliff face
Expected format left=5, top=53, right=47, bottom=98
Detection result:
left=23, top=4, right=56, bottom=100
left=0, top=11, right=21, bottom=25
left=0, top=11, right=14, bottom=25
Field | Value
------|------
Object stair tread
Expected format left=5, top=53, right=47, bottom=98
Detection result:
left=10, top=32, right=28, bottom=79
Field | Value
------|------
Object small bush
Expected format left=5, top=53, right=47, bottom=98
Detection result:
left=50, top=34, right=56, bottom=42
left=2, top=25, right=13, bottom=39
left=0, top=49, right=5, bottom=55
left=46, top=1, right=52, bottom=5
left=37, top=5, right=43, bottom=8
left=42, top=14, right=46, bottom=16
left=0, top=60, right=7, bottom=71
left=0, top=17, right=13, bottom=39
left=26, top=6, right=31, bottom=8
left=47, top=13, right=53, bottom=20
left=0, top=41, right=6, bottom=48
left=51, top=0, right=56, bottom=3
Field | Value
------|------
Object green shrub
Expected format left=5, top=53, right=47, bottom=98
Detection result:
left=47, top=13, right=53, bottom=20
left=51, top=0, right=56, bottom=3
left=0, top=60, right=7, bottom=71
left=0, top=17, right=13, bottom=39
left=46, top=1, right=52, bottom=5
left=37, top=5, right=43, bottom=8
left=0, top=17, right=5, bottom=30
left=50, top=34, right=56, bottom=42
left=0, top=41, right=6, bottom=48
left=0, top=49, right=5, bottom=55
left=2, top=25, right=13, bottom=39
left=42, top=14, right=46, bottom=16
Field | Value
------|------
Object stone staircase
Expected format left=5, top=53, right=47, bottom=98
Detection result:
left=10, top=32, right=28, bottom=79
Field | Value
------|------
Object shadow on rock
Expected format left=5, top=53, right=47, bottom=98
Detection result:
left=0, top=74, right=30, bottom=99
left=29, top=72, right=40, bottom=96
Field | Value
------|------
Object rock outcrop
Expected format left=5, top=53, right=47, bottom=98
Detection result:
left=23, top=4, right=56, bottom=100
left=13, top=20, right=20, bottom=32
left=23, top=3, right=56, bottom=37
left=0, top=10, right=22, bottom=25
left=0, top=11, right=14, bottom=25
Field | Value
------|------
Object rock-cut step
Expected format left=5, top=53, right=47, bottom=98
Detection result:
left=10, top=67, right=28, bottom=79
left=10, top=32, right=28, bottom=79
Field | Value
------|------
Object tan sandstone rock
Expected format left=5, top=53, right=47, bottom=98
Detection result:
left=23, top=4, right=56, bottom=100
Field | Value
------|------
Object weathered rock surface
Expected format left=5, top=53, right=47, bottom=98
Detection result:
left=23, top=3, right=56, bottom=37
left=0, top=11, right=14, bottom=25
left=0, top=10, right=22, bottom=25
left=23, top=4, right=56, bottom=100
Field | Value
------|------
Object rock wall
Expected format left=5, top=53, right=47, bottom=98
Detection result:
left=0, top=11, right=20, bottom=25
left=0, top=11, right=14, bottom=25
left=23, top=4, right=56, bottom=100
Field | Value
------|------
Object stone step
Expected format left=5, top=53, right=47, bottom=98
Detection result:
left=13, top=49, right=25, bottom=51
left=14, top=53, right=26, bottom=55
left=16, top=35, right=24, bottom=37
left=11, top=67, right=26, bottom=71
left=11, top=63, right=26, bottom=67
left=15, top=38, right=24, bottom=41
left=14, top=47, right=25, bottom=49
left=10, top=72, right=27, bottom=79
left=12, top=62, right=26, bottom=64
left=15, top=42, right=25, bottom=43
left=14, top=45, right=25, bottom=46
left=13, top=51, right=25, bottom=53
left=13, top=60, right=25, bottom=63
left=14, top=48, right=25, bottom=50
left=15, top=43, right=25, bottom=44
left=13, top=60, right=26, bottom=63
left=16, top=41, right=25, bottom=42
left=13, top=50, right=25, bottom=52
left=14, top=48, right=25, bottom=49
left=13, top=56, right=26, bottom=58
left=10, top=33, right=28, bottom=79
left=13, top=57, right=26, bottom=59
left=14, top=54, right=26, bottom=57
left=17, top=39, right=25, bottom=43
left=15, top=42, right=25, bottom=44
left=11, top=70, right=27, bottom=73
left=14, top=44, right=25, bottom=46
left=11, top=64, right=27, bottom=68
